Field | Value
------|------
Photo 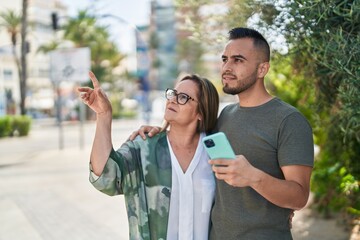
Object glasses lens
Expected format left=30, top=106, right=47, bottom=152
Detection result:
left=177, top=93, right=189, bottom=105
left=166, top=89, right=177, bottom=101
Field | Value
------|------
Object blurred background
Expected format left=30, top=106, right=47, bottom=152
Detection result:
left=0, top=0, right=359, bottom=239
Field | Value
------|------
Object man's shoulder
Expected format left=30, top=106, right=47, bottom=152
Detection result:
left=271, top=98, right=312, bottom=129
left=220, top=102, right=239, bottom=113
left=271, top=97, right=300, bottom=115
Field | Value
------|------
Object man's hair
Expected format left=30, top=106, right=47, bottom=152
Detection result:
left=228, top=27, right=270, bottom=62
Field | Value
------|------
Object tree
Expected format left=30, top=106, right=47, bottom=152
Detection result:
left=0, top=10, right=21, bottom=66
left=0, top=0, right=29, bottom=116
left=60, top=9, right=127, bottom=119
left=20, top=0, right=28, bottom=116
left=0, top=9, right=22, bottom=113
left=37, top=40, right=60, bottom=54
left=280, top=0, right=360, bottom=226
left=62, top=9, right=126, bottom=83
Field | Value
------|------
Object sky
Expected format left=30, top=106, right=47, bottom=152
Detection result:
left=60, top=0, right=152, bottom=53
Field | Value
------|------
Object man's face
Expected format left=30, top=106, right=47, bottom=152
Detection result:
left=221, top=38, right=261, bottom=95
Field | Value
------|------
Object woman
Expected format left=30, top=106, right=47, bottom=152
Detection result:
left=78, top=71, right=219, bottom=240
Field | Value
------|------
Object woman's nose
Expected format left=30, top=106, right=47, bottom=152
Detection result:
left=168, top=95, right=178, bottom=104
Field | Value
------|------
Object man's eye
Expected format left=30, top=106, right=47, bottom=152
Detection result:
left=222, top=58, right=227, bottom=62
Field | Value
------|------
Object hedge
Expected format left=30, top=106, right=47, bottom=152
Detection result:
left=0, top=115, right=32, bottom=137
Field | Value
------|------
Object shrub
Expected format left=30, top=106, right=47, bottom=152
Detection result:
left=0, top=115, right=32, bottom=137
left=0, top=116, right=12, bottom=137
left=12, top=115, right=32, bottom=136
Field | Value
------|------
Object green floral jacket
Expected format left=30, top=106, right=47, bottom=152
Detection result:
left=90, top=131, right=172, bottom=240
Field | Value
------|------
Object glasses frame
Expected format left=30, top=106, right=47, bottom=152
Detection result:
left=165, top=88, right=197, bottom=105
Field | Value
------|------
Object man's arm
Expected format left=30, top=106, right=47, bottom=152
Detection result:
left=209, top=156, right=312, bottom=210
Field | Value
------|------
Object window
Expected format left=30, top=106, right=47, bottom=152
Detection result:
left=3, top=69, right=13, bottom=80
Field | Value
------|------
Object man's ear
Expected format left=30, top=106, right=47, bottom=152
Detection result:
left=258, top=62, right=270, bottom=78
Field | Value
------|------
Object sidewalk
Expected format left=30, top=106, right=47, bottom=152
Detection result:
left=0, top=119, right=354, bottom=239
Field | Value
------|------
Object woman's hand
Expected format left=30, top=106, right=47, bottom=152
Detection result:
left=78, top=71, right=112, bottom=115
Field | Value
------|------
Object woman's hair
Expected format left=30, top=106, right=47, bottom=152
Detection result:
left=161, top=74, right=219, bottom=133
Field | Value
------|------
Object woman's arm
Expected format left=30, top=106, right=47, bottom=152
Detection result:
left=78, top=71, right=113, bottom=176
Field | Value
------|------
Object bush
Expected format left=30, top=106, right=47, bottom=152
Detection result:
left=119, top=110, right=137, bottom=119
left=0, top=115, right=32, bottom=138
left=12, top=115, right=32, bottom=136
left=0, top=116, right=12, bottom=137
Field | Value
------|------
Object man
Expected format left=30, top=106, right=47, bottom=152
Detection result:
left=209, top=27, right=313, bottom=239
left=132, top=27, right=314, bottom=239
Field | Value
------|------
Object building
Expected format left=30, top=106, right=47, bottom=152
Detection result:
left=148, top=0, right=178, bottom=90
left=0, top=0, right=67, bottom=117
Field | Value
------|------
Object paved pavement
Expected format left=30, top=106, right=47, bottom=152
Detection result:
left=0, top=118, right=353, bottom=240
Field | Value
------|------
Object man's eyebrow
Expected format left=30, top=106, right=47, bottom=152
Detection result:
left=231, top=54, right=247, bottom=60
left=221, top=54, right=247, bottom=60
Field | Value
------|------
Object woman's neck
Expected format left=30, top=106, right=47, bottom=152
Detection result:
left=167, top=127, right=200, bottom=173
left=167, top=127, right=200, bottom=147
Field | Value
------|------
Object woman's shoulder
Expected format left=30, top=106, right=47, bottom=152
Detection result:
left=130, top=130, right=167, bottom=147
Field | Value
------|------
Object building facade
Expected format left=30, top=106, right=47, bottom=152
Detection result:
left=0, top=0, right=67, bottom=116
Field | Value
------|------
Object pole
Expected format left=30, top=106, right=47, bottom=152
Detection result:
left=79, top=83, right=85, bottom=150
left=56, top=82, right=64, bottom=150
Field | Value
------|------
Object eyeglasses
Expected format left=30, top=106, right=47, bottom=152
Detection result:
left=165, top=88, right=196, bottom=105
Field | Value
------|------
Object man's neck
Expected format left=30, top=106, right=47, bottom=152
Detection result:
left=237, top=91, right=273, bottom=107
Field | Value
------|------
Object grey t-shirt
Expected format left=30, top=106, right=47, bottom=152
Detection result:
left=210, top=97, right=314, bottom=240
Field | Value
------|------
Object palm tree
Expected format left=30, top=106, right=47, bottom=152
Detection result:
left=0, top=9, right=22, bottom=88
left=19, top=0, right=28, bottom=115
left=62, top=9, right=126, bottom=82
left=37, top=40, right=60, bottom=54
left=0, top=1, right=28, bottom=116
left=63, top=9, right=98, bottom=47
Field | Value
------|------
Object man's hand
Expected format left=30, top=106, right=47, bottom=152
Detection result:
left=210, top=155, right=312, bottom=210
left=209, top=155, right=260, bottom=187
left=129, top=125, right=161, bottom=140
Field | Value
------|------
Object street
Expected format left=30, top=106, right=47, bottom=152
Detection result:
left=0, top=118, right=351, bottom=240
left=0, top=119, right=143, bottom=240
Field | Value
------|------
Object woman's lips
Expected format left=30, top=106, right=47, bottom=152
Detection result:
left=167, top=107, right=176, bottom=112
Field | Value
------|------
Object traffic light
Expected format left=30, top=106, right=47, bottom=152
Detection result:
left=51, top=12, right=58, bottom=30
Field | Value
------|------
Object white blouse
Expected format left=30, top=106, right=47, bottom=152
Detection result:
left=166, top=133, right=215, bottom=240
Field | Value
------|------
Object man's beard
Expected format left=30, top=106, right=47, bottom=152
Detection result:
left=222, top=73, right=257, bottom=95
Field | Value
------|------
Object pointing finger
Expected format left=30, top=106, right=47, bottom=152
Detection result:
left=89, top=71, right=100, bottom=89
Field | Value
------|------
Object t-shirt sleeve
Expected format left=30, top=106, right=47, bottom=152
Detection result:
left=278, top=112, right=314, bottom=167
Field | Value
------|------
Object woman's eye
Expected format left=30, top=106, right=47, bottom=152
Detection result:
left=179, top=95, right=187, bottom=101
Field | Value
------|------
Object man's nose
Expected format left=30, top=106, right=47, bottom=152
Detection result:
left=223, top=61, right=233, bottom=72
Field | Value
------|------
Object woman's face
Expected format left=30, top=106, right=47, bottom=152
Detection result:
left=164, top=80, right=201, bottom=128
